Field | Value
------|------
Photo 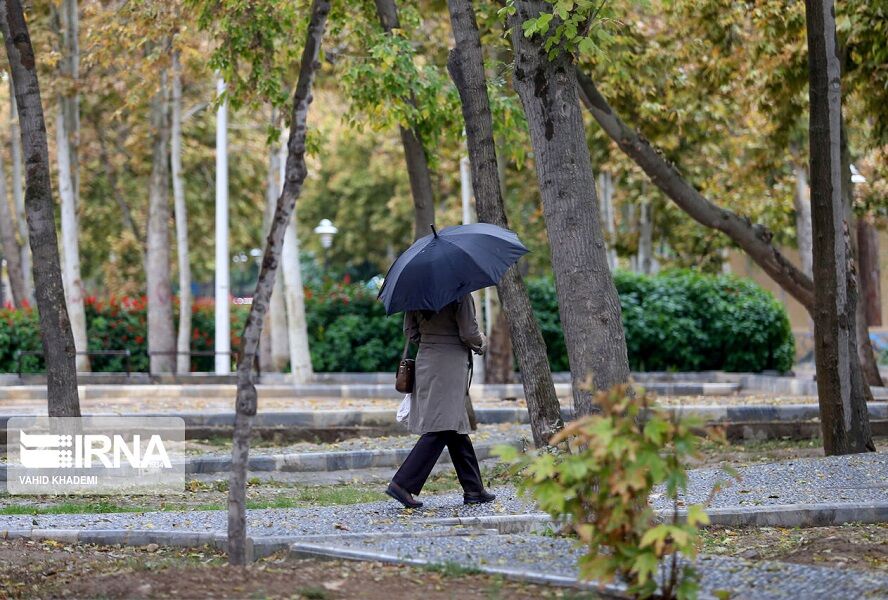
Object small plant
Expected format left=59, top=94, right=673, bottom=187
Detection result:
left=497, top=385, right=711, bottom=600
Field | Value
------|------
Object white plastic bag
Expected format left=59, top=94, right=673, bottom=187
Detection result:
left=396, top=393, right=411, bottom=423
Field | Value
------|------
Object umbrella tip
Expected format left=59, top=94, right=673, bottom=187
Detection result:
left=430, top=224, right=438, bottom=238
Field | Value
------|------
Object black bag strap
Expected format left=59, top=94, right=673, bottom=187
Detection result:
left=402, top=336, right=412, bottom=360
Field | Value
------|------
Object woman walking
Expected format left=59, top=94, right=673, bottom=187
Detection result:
left=385, top=295, right=496, bottom=508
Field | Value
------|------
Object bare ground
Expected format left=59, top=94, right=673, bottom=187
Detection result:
left=0, top=538, right=597, bottom=600
left=702, top=522, right=888, bottom=574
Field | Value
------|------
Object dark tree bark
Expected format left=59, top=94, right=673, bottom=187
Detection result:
left=509, top=1, right=630, bottom=416
left=0, top=0, right=80, bottom=416
left=805, top=0, right=873, bottom=454
left=227, top=0, right=330, bottom=565
left=857, top=217, right=882, bottom=326
left=485, top=294, right=514, bottom=384
left=576, top=71, right=816, bottom=312
left=446, top=0, right=562, bottom=446
left=373, top=0, right=435, bottom=240
left=146, top=70, right=176, bottom=375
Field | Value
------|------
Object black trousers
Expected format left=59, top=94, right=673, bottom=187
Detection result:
left=392, top=431, right=484, bottom=496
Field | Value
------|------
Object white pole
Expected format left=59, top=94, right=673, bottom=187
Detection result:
left=215, top=76, right=230, bottom=374
left=460, top=155, right=485, bottom=383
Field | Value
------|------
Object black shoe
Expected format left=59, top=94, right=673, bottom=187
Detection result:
left=464, top=490, right=496, bottom=505
left=386, top=482, right=423, bottom=509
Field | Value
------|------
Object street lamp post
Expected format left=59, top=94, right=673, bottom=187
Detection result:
left=313, top=218, right=338, bottom=270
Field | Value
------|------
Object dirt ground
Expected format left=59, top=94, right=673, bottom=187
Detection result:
left=702, top=522, right=888, bottom=574
left=0, top=538, right=598, bottom=600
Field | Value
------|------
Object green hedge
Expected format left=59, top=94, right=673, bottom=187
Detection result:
left=0, top=270, right=794, bottom=374
left=0, top=297, right=250, bottom=374
left=526, top=270, right=795, bottom=373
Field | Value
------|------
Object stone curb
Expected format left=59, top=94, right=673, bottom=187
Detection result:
left=404, top=501, right=888, bottom=533
left=3, top=402, right=885, bottom=429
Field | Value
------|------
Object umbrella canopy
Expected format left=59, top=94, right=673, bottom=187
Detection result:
left=378, top=223, right=529, bottom=315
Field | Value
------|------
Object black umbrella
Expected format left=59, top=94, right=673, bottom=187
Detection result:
left=378, top=223, right=529, bottom=315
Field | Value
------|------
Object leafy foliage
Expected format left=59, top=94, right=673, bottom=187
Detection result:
left=304, top=282, right=404, bottom=372
left=502, top=0, right=622, bottom=61
left=497, top=385, right=709, bottom=599
left=527, top=270, right=795, bottom=373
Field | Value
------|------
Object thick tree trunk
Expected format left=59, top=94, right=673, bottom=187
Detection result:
left=446, top=0, right=562, bottom=446
left=262, top=133, right=289, bottom=372
left=805, top=0, right=873, bottom=454
left=575, top=71, right=816, bottom=312
left=228, top=0, right=330, bottom=565
left=0, top=0, right=80, bottom=416
left=857, top=217, right=882, bottom=326
left=146, top=71, right=175, bottom=375
left=793, top=164, right=814, bottom=278
left=510, top=1, right=630, bottom=415
left=8, top=76, right=31, bottom=302
left=373, top=0, right=436, bottom=240
left=171, top=51, right=192, bottom=375
left=0, top=148, right=26, bottom=307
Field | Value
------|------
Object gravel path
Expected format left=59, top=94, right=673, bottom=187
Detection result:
left=654, top=453, right=888, bottom=510
left=0, top=488, right=537, bottom=537
left=299, top=532, right=888, bottom=599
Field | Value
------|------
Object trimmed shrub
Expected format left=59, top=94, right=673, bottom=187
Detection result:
left=0, top=270, right=793, bottom=374
left=0, top=297, right=249, bottom=373
left=527, top=269, right=794, bottom=373
left=305, top=283, right=404, bottom=372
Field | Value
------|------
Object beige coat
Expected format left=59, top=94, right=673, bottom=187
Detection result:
left=404, top=295, right=484, bottom=435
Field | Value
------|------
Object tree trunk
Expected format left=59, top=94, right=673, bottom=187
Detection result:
left=262, top=131, right=289, bottom=372
left=146, top=70, right=175, bottom=375
left=228, top=0, right=330, bottom=566
left=215, top=76, right=231, bottom=375
left=857, top=217, right=881, bottom=326
left=0, top=148, right=26, bottom=307
left=171, top=50, right=192, bottom=375
left=282, top=203, right=313, bottom=383
left=485, top=291, right=514, bottom=384
left=638, top=200, right=653, bottom=275
left=598, top=171, right=617, bottom=271
left=840, top=124, right=884, bottom=390
left=54, top=0, right=88, bottom=372
left=55, top=102, right=88, bottom=372
left=575, top=71, right=817, bottom=312
left=793, top=164, right=814, bottom=278
left=805, top=0, right=873, bottom=454
left=0, top=0, right=80, bottom=416
left=446, top=0, right=562, bottom=446
left=373, top=0, right=436, bottom=240
left=510, top=1, right=630, bottom=415
left=8, top=75, right=31, bottom=302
